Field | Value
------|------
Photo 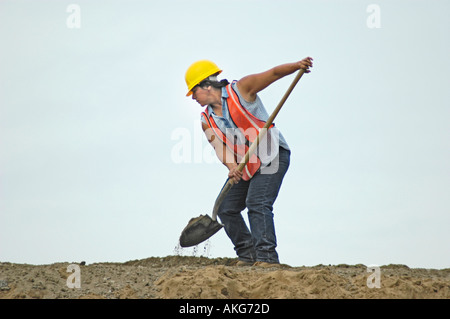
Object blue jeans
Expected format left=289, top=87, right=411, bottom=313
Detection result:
left=218, top=147, right=290, bottom=263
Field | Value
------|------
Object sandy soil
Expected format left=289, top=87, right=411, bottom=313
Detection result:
left=0, top=255, right=449, bottom=299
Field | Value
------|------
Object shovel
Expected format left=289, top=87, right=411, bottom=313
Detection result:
left=179, top=69, right=306, bottom=247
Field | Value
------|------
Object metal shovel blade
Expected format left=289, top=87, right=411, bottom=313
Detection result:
left=179, top=214, right=223, bottom=247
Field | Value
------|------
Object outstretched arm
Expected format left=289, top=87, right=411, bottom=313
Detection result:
left=236, top=57, right=313, bottom=102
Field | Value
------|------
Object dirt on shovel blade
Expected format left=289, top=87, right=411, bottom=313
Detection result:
left=179, top=214, right=223, bottom=247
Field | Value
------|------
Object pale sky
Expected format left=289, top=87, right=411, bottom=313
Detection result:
left=1, top=0, right=449, bottom=269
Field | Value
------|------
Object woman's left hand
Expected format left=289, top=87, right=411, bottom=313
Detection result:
left=298, top=57, right=313, bottom=73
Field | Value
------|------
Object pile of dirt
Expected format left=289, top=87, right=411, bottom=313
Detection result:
left=0, top=256, right=449, bottom=299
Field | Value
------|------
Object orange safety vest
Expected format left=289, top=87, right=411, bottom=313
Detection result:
left=201, top=82, right=274, bottom=181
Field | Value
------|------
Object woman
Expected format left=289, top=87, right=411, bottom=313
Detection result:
left=185, top=58, right=313, bottom=266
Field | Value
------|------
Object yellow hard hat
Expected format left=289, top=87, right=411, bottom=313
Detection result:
left=185, top=60, right=222, bottom=96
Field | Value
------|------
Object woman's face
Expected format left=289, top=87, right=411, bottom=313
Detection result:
left=191, top=86, right=210, bottom=107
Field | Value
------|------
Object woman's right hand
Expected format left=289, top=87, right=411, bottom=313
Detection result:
left=228, top=164, right=243, bottom=184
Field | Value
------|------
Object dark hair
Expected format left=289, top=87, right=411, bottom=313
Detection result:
left=194, top=71, right=230, bottom=91
left=197, top=78, right=230, bottom=90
